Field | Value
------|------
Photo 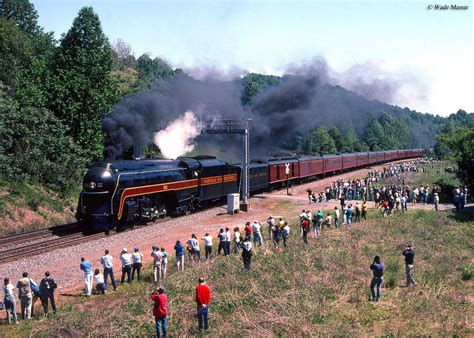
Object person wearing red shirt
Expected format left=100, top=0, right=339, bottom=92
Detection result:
left=195, top=277, right=211, bottom=332
left=244, top=222, right=252, bottom=241
left=151, top=287, right=168, bottom=337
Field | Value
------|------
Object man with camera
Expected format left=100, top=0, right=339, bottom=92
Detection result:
left=402, top=243, right=416, bottom=287
left=369, top=256, right=384, bottom=301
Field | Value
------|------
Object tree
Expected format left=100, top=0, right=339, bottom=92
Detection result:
left=241, top=73, right=281, bottom=105
left=328, top=126, right=344, bottom=151
left=135, top=54, right=175, bottom=90
left=0, top=83, right=85, bottom=193
left=437, top=127, right=474, bottom=191
left=112, top=39, right=136, bottom=71
left=0, top=0, right=40, bottom=37
left=49, top=6, right=118, bottom=159
left=363, top=118, right=385, bottom=150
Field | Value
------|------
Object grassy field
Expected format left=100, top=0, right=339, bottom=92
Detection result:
left=0, top=180, right=78, bottom=236
left=3, top=207, right=472, bottom=336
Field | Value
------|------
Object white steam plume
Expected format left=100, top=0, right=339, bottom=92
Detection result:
left=153, top=111, right=202, bottom=159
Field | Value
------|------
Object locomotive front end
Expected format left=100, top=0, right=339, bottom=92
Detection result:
left=77, top=162, right=116, bottom=232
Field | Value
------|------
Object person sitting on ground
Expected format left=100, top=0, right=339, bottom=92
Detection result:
left=94, top=269, right=107, bottom=295
left=323, top=213, right=332, bottom=229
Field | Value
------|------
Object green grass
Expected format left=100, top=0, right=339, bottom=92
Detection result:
left=2, top=208, right=473, bottom=336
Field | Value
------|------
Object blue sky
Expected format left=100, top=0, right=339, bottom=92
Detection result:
left=32, top=0, right=473, bottom=116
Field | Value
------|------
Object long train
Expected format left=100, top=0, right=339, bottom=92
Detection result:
left=77, top=149, right=423, bottom=231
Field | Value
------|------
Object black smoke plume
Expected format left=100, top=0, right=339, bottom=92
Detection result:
left=103, top=58, right=430, bottom=160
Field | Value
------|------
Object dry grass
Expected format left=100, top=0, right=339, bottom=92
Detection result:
left=2, top=208, right=473, bottom=336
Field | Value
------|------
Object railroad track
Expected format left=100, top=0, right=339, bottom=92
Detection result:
left=0, top=220, right=160, bottom=264
left=0, top=223, right=79, bottom=250
left=0, top=231, right=107, bottom=264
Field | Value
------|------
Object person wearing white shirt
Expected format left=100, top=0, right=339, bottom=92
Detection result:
left=252, top=221, right=263, bottom=247
left=187, top=234, right=201, bottom=261
left=94, top=269, right=106, bottom=294
left=282, top=223, right=290, bottom=248
left=3, top=277, right=18, bottom=324
left=100, top=250, right=116, bottom=291
left=151, top=247, right=163, bottom=283
left=267, top=216, right=275, bottom=240
left=224, top=228, right=231, bottom=255
left=119, top=248, right=132, bottom=283
left=201, top=233, right=213, bottom=259
left=233, top=227, right=241, bottom=253
left=240, top=238, right=253, bottom=269
left=131, top=247, right=144, bottom=281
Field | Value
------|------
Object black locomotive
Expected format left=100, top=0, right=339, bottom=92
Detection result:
left=77, top=156, right=240, bottom=231
left=77, top=149, right=423, bottom=232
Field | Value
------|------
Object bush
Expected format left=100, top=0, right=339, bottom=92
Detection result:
left=461, top=266, right=472, bottom=281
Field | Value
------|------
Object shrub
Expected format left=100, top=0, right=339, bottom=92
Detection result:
left=461, top=266, right=472, bottom=281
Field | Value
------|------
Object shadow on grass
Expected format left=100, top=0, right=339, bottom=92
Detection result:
left=59, top=292, right=83, bottom=297
left=446, top=207, right=474, bottom=223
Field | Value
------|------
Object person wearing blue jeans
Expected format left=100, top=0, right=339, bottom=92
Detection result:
left=3, top=277, right=18, bottom=324
left=151, top=287, right=168, bottom=337
left=100, top=250, right=117, bottom=291
left=369, top=256, right=384, bottom=301
left=195, top=277, right=211, bottom=333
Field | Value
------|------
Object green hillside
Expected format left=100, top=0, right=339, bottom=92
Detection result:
left=4, top=208, right=473, bottom=336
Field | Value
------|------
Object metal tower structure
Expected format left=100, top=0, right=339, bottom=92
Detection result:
left=202, top=118, right=251, bottom=206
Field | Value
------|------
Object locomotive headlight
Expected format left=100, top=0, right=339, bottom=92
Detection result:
left=102, top=170, right=111, bottom=178
left=89, top=182, right=96, bottom=189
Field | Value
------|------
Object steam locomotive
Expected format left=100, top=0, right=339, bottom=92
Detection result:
left=77, top=149, right=423, bottom=232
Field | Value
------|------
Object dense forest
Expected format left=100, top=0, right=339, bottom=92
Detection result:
left=0, top=0, right=473, bottom=196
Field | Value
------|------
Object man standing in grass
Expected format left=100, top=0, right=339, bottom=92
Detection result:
left=333, top=207, right=340, bottom=228
left=202, top=233, right=213, bottom=259
left=241, top=236, right=253, bottom=268
left=195, top=277, right=211, bottom=333
left=152, top=246, right=163, bottom=283
left=369, top=256, right=384, bottom=302
left=80, top=258, right=93, bottom=297
left=174, top=241, right=185, bottom=271
left=100, top=250, right=117, bottom=291
left=402, top=244, right=416, bottom=287
left=252, top=221, right=264, bottom=247
left=151, top=287, right=168, bottom=338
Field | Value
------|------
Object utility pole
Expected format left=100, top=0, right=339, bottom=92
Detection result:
left=203, top=118, right=251, bottom=210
